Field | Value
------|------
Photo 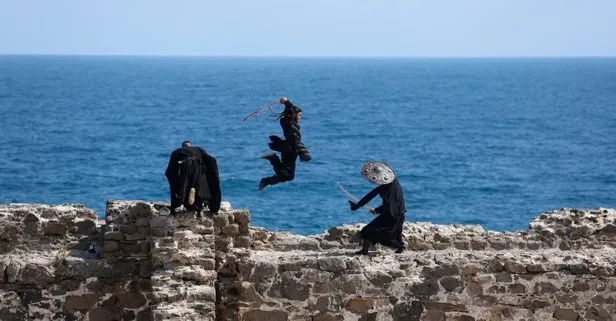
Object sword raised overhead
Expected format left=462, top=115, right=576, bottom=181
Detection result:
left=242, top=101, right=280, bottom=121
left=337, top=183, right=375, bottom=214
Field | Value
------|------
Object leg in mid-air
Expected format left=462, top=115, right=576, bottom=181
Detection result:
left=258, top=151, right=296, bottom=191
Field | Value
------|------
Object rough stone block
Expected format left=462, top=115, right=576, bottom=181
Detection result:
left=345, top=298, right=373, bottom=313
left=433, top=242, right=450, bottom=250
left=75, top=219, right=97, bottom=235
left=392, top=300, right=422, bottom=321
left=365, top=270, right=393, bottom=286
left=104, top=231, right=124, bottom=241
left=235, top=236, right=251, bottom=249
left=318, top=257, right=347, bottom=273
left=213, top=213, right=230, bottom=228
left=43, top=221, right=68, bottom=236
left=467, top=280, right=482, bottom=296
left=507, top=283, right=526, bottom=293
left=522, top=299, right=550, bottom=309
left=422, top=301, right=467, bottom=312
left=222, top=224, right=240, bottom=236
left=19, top=263, right=53, bottom=285
left=470, top=239, right=486, bottom=250
left=440, top=276, right=464, bottom=292
left=313, top=314, right=343, bottom=321
left=553, top=307, right=580, bottom=320
left=88, top=307, right=116, bottom=321
left=241, top=309, right=288, bottom=321
left=64, top=294, right=99, bottom=311
left=233, top=210, right=250, bottom=225
left=103, top=240, right=120, bottom=252
left=454, top=241, right=470, bottom=250
left=504, top=261, right=527, bottom=274
left=494, top=272, right=512, bottom=283
left=426, top=264, right=459, bottom=277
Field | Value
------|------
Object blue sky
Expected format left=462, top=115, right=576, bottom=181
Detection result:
left=0, top=0, right=614, bottom=57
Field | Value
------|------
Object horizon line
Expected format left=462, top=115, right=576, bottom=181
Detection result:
left=1, top=53, right=615, bottom=59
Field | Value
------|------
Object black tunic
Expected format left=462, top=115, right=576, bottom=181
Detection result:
left=165, top=146, right=221, bottom=213
left=352, top=178, right=405, bottom=248
left=268, top=100, right=310, bottom=161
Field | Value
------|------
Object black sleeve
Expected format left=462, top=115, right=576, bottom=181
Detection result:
left=284, top=122, right=302, bottom=148
left=283, top=100, right=296, bottom=113
left=355, top=185, right=382, bottom=208
left=165, top=150, right=179, bottom=182
left=204, top=154, right=222, bottom=214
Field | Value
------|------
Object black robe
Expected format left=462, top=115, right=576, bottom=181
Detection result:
left=352, top=178, right=405, bottom=248
left=165, top=146, right=221, bottom=213
left=268, top=100, right=311, bottom=161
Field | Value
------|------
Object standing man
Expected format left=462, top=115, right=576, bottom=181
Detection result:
left=165, top=140, right=221, bottom=216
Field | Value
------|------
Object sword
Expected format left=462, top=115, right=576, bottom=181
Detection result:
left=242, top=102, right=280, bottom=121
left=337, top=183, right=375, bottom=214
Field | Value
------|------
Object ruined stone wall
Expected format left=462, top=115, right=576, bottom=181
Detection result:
left=2, top=202, right=616, bottom=321
left=239, top=208, right=616, bottom=321
left=0, top=200, right=249, bottom=321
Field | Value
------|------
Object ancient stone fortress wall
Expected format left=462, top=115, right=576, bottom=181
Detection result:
left=1, top=202, right=616, bottom=321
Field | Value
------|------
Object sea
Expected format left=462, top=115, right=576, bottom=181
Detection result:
left=0, top=55, right=615, bottom=235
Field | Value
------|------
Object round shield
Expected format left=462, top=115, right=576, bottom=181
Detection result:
left=360, top=161, right=396, bottom=185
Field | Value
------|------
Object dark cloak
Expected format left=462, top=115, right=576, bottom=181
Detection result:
left=352, top=178, right=405, bottom=248
left=165, top=146, right=221, bottom=213
left=268, top=100, right=311, bottom=161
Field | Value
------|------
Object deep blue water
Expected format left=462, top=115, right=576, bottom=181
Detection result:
left=1, top=55, right=615, bottom=235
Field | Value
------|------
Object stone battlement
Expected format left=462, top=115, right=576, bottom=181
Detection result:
left=1, top=202, right=615, bottom=320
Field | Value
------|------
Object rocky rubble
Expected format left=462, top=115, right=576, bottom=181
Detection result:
left=1, top=203, right=616, bottom=321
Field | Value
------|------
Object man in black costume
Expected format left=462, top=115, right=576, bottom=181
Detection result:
left=348, top=161, right=405, bottom=254
left=165, top=140, right=221, bottom=216
left=259, top=96, right=311, bottom=191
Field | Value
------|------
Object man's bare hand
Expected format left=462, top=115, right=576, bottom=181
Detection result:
left=279, top=97, right=288, bottom=104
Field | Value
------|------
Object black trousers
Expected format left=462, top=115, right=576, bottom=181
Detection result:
left=262, top=151, right=297, bottom=185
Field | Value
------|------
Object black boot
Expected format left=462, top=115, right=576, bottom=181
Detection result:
left=260, top=152, right=277, bottom=161
left=395, top=246, right=404, bottom=254
left=258, top=178, right=269, bottom=191
left=354, top=239, right=371, bottom=255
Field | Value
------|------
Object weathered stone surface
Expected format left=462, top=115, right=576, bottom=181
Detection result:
left=504, top=261, right=527, bottom=274
left=392, top=300, right=422, bottom=321
left=345, top=298, right=373, bottom=313
left=136, top=308, right=153, bottom=321
left=241, top=309, right=288, bottom=321
left=104, top=231, right=124, bottom=241
left=2, top=203, right=616, bottom=321
left=553, top=307, right=580, bottom=320
left=116, top=291, right=147, bottom=309
left=494, top=272, right=512, bottom=283
left=64, top=294, right=98, bottom=311
left=103, top=240, right=120, bottom=252
left=440, top=276, right=464, bottom=292
left=75, top=219, right=97, bottom=235
left=43, top=220, right=68, bottom=236
left=318, top=257, right=347, bottom=272
left=88, top=307, right=115, bottom=321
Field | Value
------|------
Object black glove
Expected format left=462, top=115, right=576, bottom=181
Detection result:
left=269, top=135, right=283, bottom=143
left=299, top=153, right=311, bottom=162
left=349, top=200, right=360, bottom=211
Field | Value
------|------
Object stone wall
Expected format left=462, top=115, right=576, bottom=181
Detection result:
left=2, top=202, right=616, bottom=321
left=239, top=208, right=616, bottom=321
left=0, top=200, right=249, bottom=321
